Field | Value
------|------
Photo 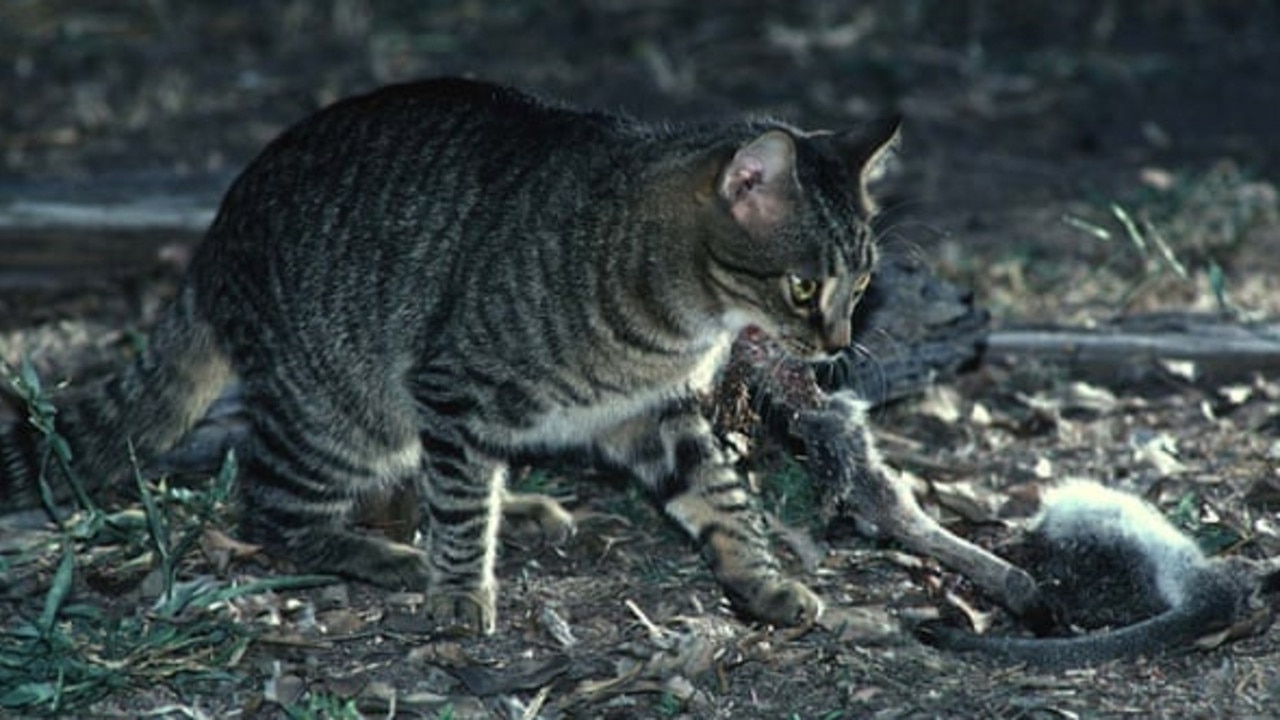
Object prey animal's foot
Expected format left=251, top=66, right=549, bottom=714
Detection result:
left=426, top=589, right=497, bottom=636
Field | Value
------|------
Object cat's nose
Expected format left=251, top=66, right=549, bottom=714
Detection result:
left=822, top=319, right=851, bottom=351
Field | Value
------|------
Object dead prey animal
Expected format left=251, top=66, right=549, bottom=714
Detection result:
left=716, top=329, right=1046, bottom=622
left=920, top=480, right=1273, bottom=668
left=725, top=330, right=1271, bottom=666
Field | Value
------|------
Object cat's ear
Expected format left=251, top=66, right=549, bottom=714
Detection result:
left=719, top=130, right=798, bottom=234
left=836, top=116, right=901, bottom=216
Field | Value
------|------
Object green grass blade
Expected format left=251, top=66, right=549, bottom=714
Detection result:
left=37, top=546, right=76, bottom=636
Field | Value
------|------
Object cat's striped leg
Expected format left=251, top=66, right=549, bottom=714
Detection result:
left=602, top=404, right=823, bottom=628
left=417, top=421, right=505, bottom=635
left=239, top=393, right=433, bottom=590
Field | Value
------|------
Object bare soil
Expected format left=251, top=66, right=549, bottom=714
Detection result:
left=3, top=2, right=1280, bottom=718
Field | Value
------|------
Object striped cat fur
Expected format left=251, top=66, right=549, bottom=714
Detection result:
left=0, top=78, right=898, bottom=633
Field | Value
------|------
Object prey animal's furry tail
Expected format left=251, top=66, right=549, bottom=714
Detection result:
left=0, top=286, right=233, bottom=511
left=920, top=561, right=1259, bottom=669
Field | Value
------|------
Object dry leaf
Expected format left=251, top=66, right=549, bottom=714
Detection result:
left=1062, top=381, right=1118, bottom=413
left=970, top=402, right=992, bottom=426
left=1130, top=430, right=1188, bottom=476
left=317, top=607, right=367, bottom=635
left=1033, top=456, right=1053, bottom=479
left=1192, top=606, right=1274, bottom=650
left=817, top=604, right=902, bottom=645
left=1218, top=384, right=1254, bottom=405
left=408, top=641, right=476, bottom=667
left=450, top=654, right=571, bottom=696
left=1159, top=359, right=1198, bottom=382
left=200, top=528, right=261, bottom=572
left=919, top=385, right=963, bottom=423
left=930, top=479, right=1006, bottom=523
left=539, top=604, right=579, bottom=648
left=942, top=590, right=996, bottom=634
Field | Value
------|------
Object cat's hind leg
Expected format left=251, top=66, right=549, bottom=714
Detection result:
left=238, top=386, right=433, bottom=590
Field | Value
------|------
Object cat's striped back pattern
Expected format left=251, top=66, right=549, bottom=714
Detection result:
left=0, top=78, right=898, bottom=633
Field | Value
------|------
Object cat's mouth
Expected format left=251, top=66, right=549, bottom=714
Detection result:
left=777, top=334, right=836, bottom=361
left=739, top=325, right=838, bottom=361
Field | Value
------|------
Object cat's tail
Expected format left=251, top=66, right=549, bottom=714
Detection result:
left=0, top=286, right=234, bottom=511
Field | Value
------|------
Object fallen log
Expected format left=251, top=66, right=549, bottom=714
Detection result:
left=987, top=316, right=1280, bottom=385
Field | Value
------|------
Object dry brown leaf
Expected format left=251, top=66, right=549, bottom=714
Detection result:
left=264, top=673, right=306, bottom=706
left=408, top=641, right=477, bottom=667
left=942, top=589, right=997, bottom=634
left=876, top=548, right=930, bottom=572
left=199, top=527, right=261, bottom=572
left=930, top=479, right=1006, bottom=523
left=1192, top=606, right=1274, bottom=650
left=450, top=654, right=571, bottom=696
left=817, top=604, right=902, bottom=645
left=317, top=607, right=367, bottom=635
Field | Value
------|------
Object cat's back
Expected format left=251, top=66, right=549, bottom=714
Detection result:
left=293, top=78, right=628, bottom=169
left=193, top=79, right=634, bottom=328
left=204, top=78, right=629, bottom=250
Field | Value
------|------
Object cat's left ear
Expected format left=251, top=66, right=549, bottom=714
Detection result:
left=835, top=116, right=902, bottom=216
left=719, top=130, right=798, bottom=235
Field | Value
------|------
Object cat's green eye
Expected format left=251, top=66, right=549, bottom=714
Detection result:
left=788, top=275, right=819, bottom=305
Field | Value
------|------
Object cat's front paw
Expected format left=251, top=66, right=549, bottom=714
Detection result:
left=425, top=589, right=497, bottom=636
left=502, top=492, right=576, bottom=546
left=733, top=578, right=825, bottom=629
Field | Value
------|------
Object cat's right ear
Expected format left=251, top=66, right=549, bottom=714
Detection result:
left=836, top=116, right=901, bottom=216
left=719, top=131, right=798, bottom=234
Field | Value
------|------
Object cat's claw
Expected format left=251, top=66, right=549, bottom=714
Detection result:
left=426, top=590, right=497, bottom=636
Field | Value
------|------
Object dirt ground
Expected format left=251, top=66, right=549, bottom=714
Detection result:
left=3, top=2, right=1280, bottom=718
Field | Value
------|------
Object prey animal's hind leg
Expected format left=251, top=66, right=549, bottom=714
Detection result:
left=600, top=401, right=822, bottom=628
left=239, top=382, right=432, bottom=591
left=796, top=392, right=1045, bottom=621
left=722, top=333, right=1045, bottom=622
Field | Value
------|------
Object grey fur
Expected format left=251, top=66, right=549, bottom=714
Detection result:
left=925, top=480, right=1261, bottom=668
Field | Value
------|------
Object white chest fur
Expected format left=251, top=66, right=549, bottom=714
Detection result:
left=502, top=330, right=735, bottom=451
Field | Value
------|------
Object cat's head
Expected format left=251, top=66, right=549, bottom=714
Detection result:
left=702, top=118, right=899, bottom=359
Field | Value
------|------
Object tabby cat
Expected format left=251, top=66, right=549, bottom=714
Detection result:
left=0, top=78, right=897, bottom=634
